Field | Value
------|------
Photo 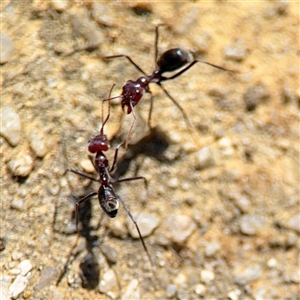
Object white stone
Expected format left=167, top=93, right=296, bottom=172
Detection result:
left=9, top=275, right=28, bottom=299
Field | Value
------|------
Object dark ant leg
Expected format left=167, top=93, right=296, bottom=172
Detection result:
left=157, top=82, right=201, bottom=146
left=68, top=168, right=98, bottom=182
left=162, top=59, right=237, bottom=82
left=116, top=176, right=148, bottom=191
left=117, top=196, right=154, bottom=269
left=157, top=82, right=193, bottom=129
left=103, top=54, right=147, bottom=76
left=100, top=84, right=116, bottom=134
left=124, top=101, right=136, bottom=150
left=109, top=142, right=123, bottom=173
left=147, top=92, right=154, bottom=130
left=154, top=24, right=164, bottom=63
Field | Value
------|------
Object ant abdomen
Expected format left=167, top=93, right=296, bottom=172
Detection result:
left=99, top=185, right=119, bottom=218
left=157, top=48, right=191, bottom=73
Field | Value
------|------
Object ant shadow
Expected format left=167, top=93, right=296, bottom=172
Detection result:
left=74, top=196, right=100, bottom=290
left=55, top=191, right=100, bottom=290
left=112, top=127, right=170, bottom=179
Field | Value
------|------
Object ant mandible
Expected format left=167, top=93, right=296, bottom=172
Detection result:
left=102, top=24, right=234, bottom=149
left=68, top=84, right=154, bottom=268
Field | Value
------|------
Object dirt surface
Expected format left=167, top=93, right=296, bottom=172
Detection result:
left=1, top=1, right=299, bottom=300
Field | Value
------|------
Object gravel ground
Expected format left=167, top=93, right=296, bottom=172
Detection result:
left=1, top=1, right=299, bottom=300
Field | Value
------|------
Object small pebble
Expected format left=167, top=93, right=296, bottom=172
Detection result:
left=233, top=263, right=262, bottom=284
left=194, top=283, right=206, bottom=296
left=10, top=198, right=25, bottom=211
left=10, top=268, right=21, bottom=275
left=47, top=179, right=61, bottom=196
left=192, top=32, right=211, bottom=53
left=0, top=33, right=14, bottom=64
left=174, top=273, right=187, bottom=286
left=239, top=214, right=265, bottom=236
left=80, top=158, right=94, bottom=173
left=167, top=177, right=179, bottom=189
left=18, top=260, right=32, bottom=276
left=29, top=129, right=48, bottom=158
left=224, top=39, right=247, bottom=61
left=121, top=279, right=140, bottom=300
left=252, top=285, right=277, bottom=300
left=9, top=275, right=28, bottom=299
left=218, top=137, right=234, bottom=157
left=92, top=3, right=116, bottom=27
left=267, top=258, right=278, bottom=268
left=0, top=275, right=11, bottom=300
left=51, top=0, right=69, bottom=12
left=177, top=289, right=189, bottom=300
left=195, top=146, right=215, bottom=170
left=108, top=219, right=127, bottom=238
left=243, top=83, right=270, bottom=111
left=289, top=269, right=300, bottom=284
left=205, top=241, right=221, bottom=257
left=169, top=215, right=197, bottom=244
left=286, top=214, right=300, bottom=233
left=71, top=9, right=104, bottom=49
left=22, top=289, right=32, bottom=299
left=34, top=266, right=56, bottom=291
left=235, top=195, right=251, bottom=213
left=0, top=106, right=21, bottom=146
left=227, top=289, right=241, bottom=300
left=67, top=272, right=81, bottom=288
left=99, top=269, right=118, bottom=294
left=200, top=269, right=215, bottom=284
left=127, top=212, right=160, bottom=238
left=11, top=252, right=23, bottom=261
left=166, top=284, right=177, bottom=298
left=281, top=85, right=298, bottom=104
left=8, top=152, right=34, bottom=177
left=100, top=245, right=118, bottom=264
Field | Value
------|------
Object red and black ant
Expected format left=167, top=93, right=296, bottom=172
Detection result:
left=102, top=25, right=235, bottom=149
left=68, top=84, right=154, bottom=268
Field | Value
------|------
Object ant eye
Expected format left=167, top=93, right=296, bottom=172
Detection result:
left=157, top=48, right=191, bottom=73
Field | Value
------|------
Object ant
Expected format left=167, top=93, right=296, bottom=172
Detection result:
left=102, top=24, right=235, bottom=149
left=68, top=84, right=154, bottom=269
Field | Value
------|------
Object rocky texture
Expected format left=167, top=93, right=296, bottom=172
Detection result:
left=1, top=2, right=298, bottom=299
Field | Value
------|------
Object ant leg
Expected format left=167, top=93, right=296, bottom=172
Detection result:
left=154, top=24, right=169, bottom=63
left=115, top=176, right=148, bottom=190
left=100, top=84, right=116, bottom=134
left=162, top=59, right=237, bottom=82
left=155, top=24, right=164, bottom=63
left=157, top=83, right=202, bottom=147
left=75, top=192, right=97, bottom=233
left=109, top=142, right=123, bottom=173
left=102, top=54, right=147, bottom=76
left=68, top=169, right=98, bottom=182
left=148, top=92, right=154, bottom=130
left=117, top=196, right=154, bottom=269
left=124, top=102, right=136, bottom=150
left=157, top=83, right=193, bottom=130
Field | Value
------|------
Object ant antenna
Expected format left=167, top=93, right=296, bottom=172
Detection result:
left=100, top=83, right=115, bottom=136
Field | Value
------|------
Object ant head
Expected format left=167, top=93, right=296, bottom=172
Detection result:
left=98, top=185, right=119, bottom=218
left=88, top=134, right=110, bottom=153
left=157, top=48, right=191, bottom=73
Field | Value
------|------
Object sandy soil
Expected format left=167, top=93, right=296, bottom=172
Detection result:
left=1, top=1, right=299, bottom=300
